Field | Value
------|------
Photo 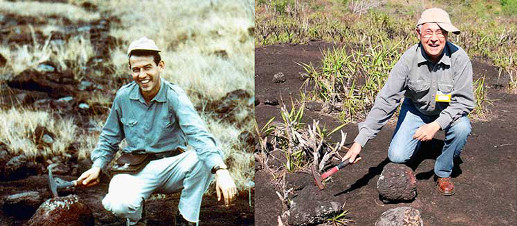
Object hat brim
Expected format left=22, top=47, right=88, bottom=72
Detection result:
left=437, top=22, right=460, bottom=35
left=127, top=49, right=161, bottom=56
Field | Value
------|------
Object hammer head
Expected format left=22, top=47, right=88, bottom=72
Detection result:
left=48, top=164, right=58, bottom=197
left=311, top=165, right=325, bottom=190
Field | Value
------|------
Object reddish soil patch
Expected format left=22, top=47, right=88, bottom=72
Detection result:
left=255, top=42, right=517, bottom=225
left=0, top=175, right=253, bottom=225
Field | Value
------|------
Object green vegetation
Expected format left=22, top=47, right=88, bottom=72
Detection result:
left=259, top=102, right=347, bottom=173
left=326, top=209, right=352, bottom=226
left=256, top=0, right=517, bottom=122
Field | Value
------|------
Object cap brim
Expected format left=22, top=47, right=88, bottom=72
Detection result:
left=127, top=49, right=161, bottom=56
left=437, top=22, right=460, bottom=34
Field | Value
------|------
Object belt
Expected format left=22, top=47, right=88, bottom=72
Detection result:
left=150, top=148, right=184, bottom=160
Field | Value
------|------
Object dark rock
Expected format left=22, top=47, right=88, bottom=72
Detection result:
left=214, top=50, right=228, bottom=58
left=289, top=185, right=343, bottom=225
left=238, top=131, right=256, bottom=148
left=272, top=72, right=286, bottom=83
left=209, top=89, right=252, bottom=114
left=28, top=195, right=94, bottom=226
left=14, top=91, right=48, bottom=105
left=377, top=163, right=417, bottom=203
left=78, top=81, right=93, bottom=91
left=0, top=53, right=7, bottom=67
left=3, top=155, right=39, bottom=180
left=77, top=159, right=93, bottom=177
left=255, top=98, right=260, bottom=106
left=3, top=191, right=45, bottom=218
left=305, top=101, right=323, bottom=111
left=0, top=145, right=12, bottom=177
left=76, top=102, right=109, bottom=116
left=375, top=207, right=423, bottom=226
left=49, top=162, right=70, bottom=175
left=263, top=98, right=279, bottom=106
left=7, top=69, right=76, bottom=98
left=33, top=125, right=55, bottom=146
left=285, top=172, right=312, bottom=191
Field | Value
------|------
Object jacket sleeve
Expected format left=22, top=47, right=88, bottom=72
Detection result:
left=91, top=94, right=124, bottom=170
left=354, top=55, right=409, bottom=147
left=434, top=58, right=475, bottom=129
left=169, top=86, right=225, bottom=170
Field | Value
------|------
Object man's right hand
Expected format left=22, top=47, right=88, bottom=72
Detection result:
left=77, top=166, right=101, bottom=187
left=343, top=142, right=362, bottom=163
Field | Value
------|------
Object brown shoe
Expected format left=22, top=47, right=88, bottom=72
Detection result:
left=436, top=177, right=455, bottom=196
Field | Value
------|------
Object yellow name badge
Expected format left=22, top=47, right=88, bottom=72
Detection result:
left=435, top=91, right=451, bottom=102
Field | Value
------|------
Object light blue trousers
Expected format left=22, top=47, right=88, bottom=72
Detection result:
left=388, top=99, right=471, bottom=178
left=102, top=150, right=213, bottom=224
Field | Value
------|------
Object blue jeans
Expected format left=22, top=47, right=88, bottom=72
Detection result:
left=388, top=99, right=471, bottom=178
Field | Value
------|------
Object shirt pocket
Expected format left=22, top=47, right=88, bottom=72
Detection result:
left=161, top=115, right=176, bottom=129
left=408, top=80, right=430, bottom=93
left=121, top=117, right=138, bottom=138
left=408, top=80, right=430, bottom=102
left=438, top=82, right=454, bottom=94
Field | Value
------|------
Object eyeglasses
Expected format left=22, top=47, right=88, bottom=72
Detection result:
left=421, top=29, right=447, bottom=39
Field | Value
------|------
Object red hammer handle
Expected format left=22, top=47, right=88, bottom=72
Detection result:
left=321, top=161, right=349, bottom=180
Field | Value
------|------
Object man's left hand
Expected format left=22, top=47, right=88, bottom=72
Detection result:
left=215, top=169, right=237, bottom=207
left=413, top=121, right=441, bottom=141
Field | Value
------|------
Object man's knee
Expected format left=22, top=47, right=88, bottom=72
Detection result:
left=102, top=195, right=142, bottom=217
left=388, top=150, right=411, bottom=163
left=449, top=117, right=471, bottom=139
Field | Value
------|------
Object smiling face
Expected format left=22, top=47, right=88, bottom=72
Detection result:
left=129, top=55, right=164, bottom=101
left=417, top=23, right=448, bottom=63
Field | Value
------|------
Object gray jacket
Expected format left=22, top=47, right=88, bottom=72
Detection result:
left=354, top=42, right=475, bottom=147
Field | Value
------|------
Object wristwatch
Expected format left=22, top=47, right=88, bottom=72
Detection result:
left=211, top=164, right=228, bottom=174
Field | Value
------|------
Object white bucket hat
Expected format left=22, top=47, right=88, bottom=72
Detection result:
left=417, top=8, right=460, bottom=34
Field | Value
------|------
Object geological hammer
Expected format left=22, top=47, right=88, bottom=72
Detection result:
left=48, top=163, right=79, bottom=197
left=312, top=161, right=350, bottom=190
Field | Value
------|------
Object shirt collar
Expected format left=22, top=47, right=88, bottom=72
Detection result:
left=417, top=42, right=452, bottom=66
left=129, top=78, right=167, bottom=104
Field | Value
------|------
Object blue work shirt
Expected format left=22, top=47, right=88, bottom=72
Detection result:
left=91, top=78, right=225, bottom=171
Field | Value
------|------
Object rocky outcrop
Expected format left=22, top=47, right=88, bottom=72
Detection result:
left=3, top=191, right=45, bottom=218
left=375, top=207, right=423, bottom=226
left=2, top=155, right=39, bottom=180
left=377, top=163, right=417, bottom=203
left=28, top=195, right=94, bottom=226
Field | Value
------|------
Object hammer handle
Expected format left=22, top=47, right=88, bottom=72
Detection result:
left=321, top=161, right=349, bottom=180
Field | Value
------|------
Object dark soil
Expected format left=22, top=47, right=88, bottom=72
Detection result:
left=0, top=175, right=254, bottom=225
left=255, top=41, right=517, bottom=225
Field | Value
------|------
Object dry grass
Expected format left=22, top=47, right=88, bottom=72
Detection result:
left=0, top=108, right=77, bottom=160
left=106, top=0, right=255, bottom=102
left=0, top=35, right=95, bottom=76
left=0, top=0, right=100, bottom=22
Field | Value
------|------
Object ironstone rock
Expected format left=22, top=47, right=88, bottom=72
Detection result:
left=3, top=155, right=39, bottom=180
left=28, top=195, right=94, bottom=226
left=377, top=163, right=417, bottom=203
left=273, top=72, right=286, bottom=83
left=375, top=207, right=423, bottom=226
left=3, top=191, right=45, bottom=218
left=305, top=101, right=323, bottom=111
left=0, top=53, right=7, bottom=67
left=288, top=185, right=343, bottom=225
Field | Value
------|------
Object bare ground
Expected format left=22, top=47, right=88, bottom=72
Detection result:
left=255, top=42, right=517, bottom=226
left=0, top=175, right=254, bottom=225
